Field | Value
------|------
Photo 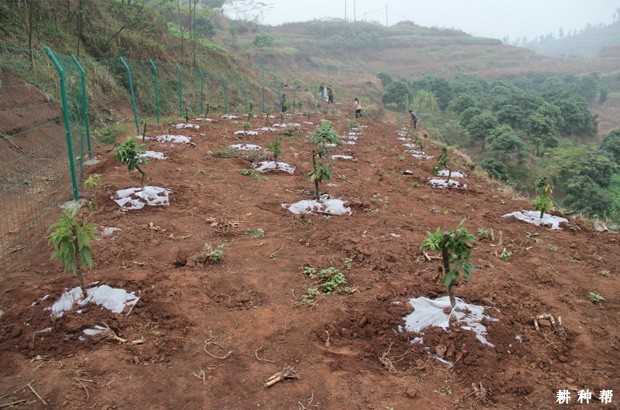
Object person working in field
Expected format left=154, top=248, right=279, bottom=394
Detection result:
left=409, top=110, right=419, bottom=129
left=354, top=98, right=362, bottom=118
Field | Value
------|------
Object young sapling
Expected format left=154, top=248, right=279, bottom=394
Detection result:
left=115, top=137, right=148, bottom=186
left=533, top=176, right=554, bottom=218
left=243, top=121, right=252, bottom=139
left=267, top=140, right=282, bottom=168
left=308, top=149, right=334, bottom=200
left=432, top=146, right=451, bottom=183
left=420, top=227, right=477, bottom=308
left=48, top=208, right=97, bottom=298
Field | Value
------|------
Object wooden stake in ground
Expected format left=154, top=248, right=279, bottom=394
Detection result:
left=264, top=365, right=299, bottom=388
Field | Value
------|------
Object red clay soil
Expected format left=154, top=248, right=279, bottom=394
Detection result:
left=0, top=111, right=619, bottom=409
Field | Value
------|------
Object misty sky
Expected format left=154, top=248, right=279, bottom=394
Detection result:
left=234, top=0, right=619, bottom=41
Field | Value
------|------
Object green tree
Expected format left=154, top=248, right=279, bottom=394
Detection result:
left=252, top=32, right=275, bottom=48
left=562, top=176, right=615, bottom=218
left=414, top=90, right=440, bottom=115
left=480, top=158, right=509, bottom=182
left=267, top=139, right=282, bottom=164
left=48, top=209, right=97, bottom=298
left=308, top=150, right=334, bottom=200
left=600, top=129, right=620, bottom=164
left=465, top=111, right=499, bottom=150
left=448, top=94, right=478, bottom=115
left=377, top=71, right=393, bottom=87
left=527, top=113, right=558, bottom=156
left=420, top=227, right=477, bottom=308
left=486, top=127, right=527, bottom=165
left=309, top=120, right=341, bottom=158
left=458, top=107, right=482, bottom=128
left=381, top=79, right=412, bottom=110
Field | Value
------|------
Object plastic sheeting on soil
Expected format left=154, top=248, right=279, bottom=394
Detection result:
left=112, top=186, right=171, bottom=210
left=140, top=151, right=167, bottom=160
left=229, top=144, right=262, bottom=151
left=155, top=135, right=191, bottom=144
left=282, top=198, right=352, bottom=216
left=221, top=114, right=239, bottom=119
left=332, top=155, right=356, bottom=161
left=194, top=117, right=214, bottom=122
left=258, top=127, right=278, bottom=132
left=402, top=296, right=497, bottom=347
left=252, top=161, right=295, bottom=174
left=48, top=285, right=140, bottom=318
left=234, top=130, right=259, bottom=136
left=409, top=150, right=434, bottom=160
left=503, top=210, right=569, bottom=230
left=436, top=169, right=466, bottom=178
left=273, top=123, right=301, bottom=127
left=100, top=227, right=120, bottom=236
left=175, top=123, right=199, bottom=130
left=428, top=178, right=468, bottom=190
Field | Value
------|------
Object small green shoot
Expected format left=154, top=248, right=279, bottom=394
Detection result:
left=547, top=244, right=558, bottom=252
left=588, top=292, right=605, bottom=304
left=207, top=249, right=224, bottom=263
left=343, top=257, right=352, bottom=270
left=533, top=176, right=554, bottom=218
left=115, top=137, right=148, bottom=186
left=500, top=248, right=512, bottom=261
left=239, top=168, right=261, bottom=181
left=477, top=228, right=492, bottom=240
left=298, top=288, right=320, bottom=306
left=84, top=174, right=102, bottom=189
left=601, top=269, right=612, bottom=277
left=245, top=228, right=266, bottom=238
left=526, top=232, right=540, bottom=238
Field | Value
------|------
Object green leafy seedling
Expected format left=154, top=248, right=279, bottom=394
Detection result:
left=48, top=208, right=97, bottom=298
left=83, top=174, right=101, bottom=189
left=115, top=137, right=148, bottom=186
left=308, top=152, right=334, bottom=200
left=588, top=292, right=605, bottom=304
left=309, top=120, right=341, bottom=159
left=601, top=269, right=612, bottom=277
left=432, top=146, right=451, bottom=184
left=343, top=257, right=352, bottom=270
left=420, top=227, right=477, bottom=308
left=208, top=249, right=224, bottom=263
left=245, top=228, right=266, bottom=238
left=500, top=247, right=512, bottom=261
left=477, top=228, right=492, bottom=240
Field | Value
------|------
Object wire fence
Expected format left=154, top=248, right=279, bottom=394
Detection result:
left=0, top=44, right=322, bottom=274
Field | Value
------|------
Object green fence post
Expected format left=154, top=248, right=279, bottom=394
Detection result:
left=198, top=68, right=205, bottom=115
left=243, top=80, right=248, bottom=114
left=149, top=59, right=160, bottom=124
left=293, top=89, right=297, bottom=114
left=261, top=64, right=265, bottom=113
left=221, top=75, right=228, bottom=114
left=119, top=57, right=140, bottom=135
left=175, top=63, right=183, bottom=117
left=44, top=46, right=79, bottom=201
left=70, top=55, right=92, bottom=160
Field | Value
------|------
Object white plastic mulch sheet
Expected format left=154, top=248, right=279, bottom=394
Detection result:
left=113, top=186, right=171, bottom=210
left=194, top=117, right=214, bottom=122
left=234, top=130, right=259, bottom=136
left=175, top=123, right=199, bottom=130
left=258, top=127, right=278, bottom=132
left=282, top=198, right=352, bottom=215
left=140, top=151, right=167, bottom=160
left=100, top=227, right=120, bottom=236
left=229, top=143, right=262, bottom=151
left=428, top=178, right=468, bottom=190
left=252, top=161, right=295, bottom=174
left=155, top=135, right=191, bottom=144
left=342, top=141, right=356, bottom=145
left=437, top=169, right=466, bottom=178
left=273, top=123, right=301, bottom=127
left=503, top=210, right=569, bottom=230
left=332, top=155, right=356, bottom=161
left=48, top=285, right=140, bottom=318
left=221, top=114, right=239, bottom=119
left=402, top=296, right=497, bottom=347
left=409, top=150, right=434, bottom=160
left=342, top=134, right=358, bottom=140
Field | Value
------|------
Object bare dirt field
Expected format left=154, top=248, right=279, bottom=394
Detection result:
left=0, top=110, right=618, bottom=409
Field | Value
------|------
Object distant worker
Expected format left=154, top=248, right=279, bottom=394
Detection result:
left=327, top=87, right=334, bottom=104
left=354, top=98, right=362, bottom=118
left=410, top=110, right=418, bottom=129
left=281, top=93, right=287, bottom=113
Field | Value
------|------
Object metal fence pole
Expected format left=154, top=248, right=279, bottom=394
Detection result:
left=149, top=59, right=160, bottom=124
left=221, top=75, right=228, bottom=114
left=71, top=55, right=92, bottom=160
left=198, top=68, right=205, bottom=115
left=175, top=63, right=183, bottom=117
left=119, top=57, right=140, bottom=134
left=44, top=46, right=79, bottom=201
